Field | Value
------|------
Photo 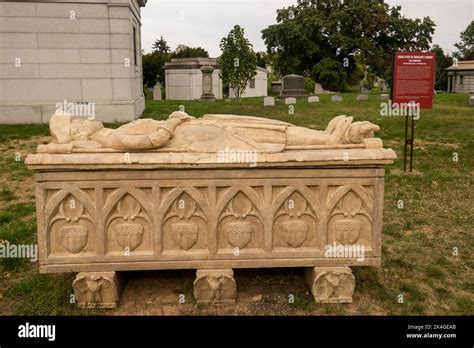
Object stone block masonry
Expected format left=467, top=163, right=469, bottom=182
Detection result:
left=0, top=0, right=148, bottom=123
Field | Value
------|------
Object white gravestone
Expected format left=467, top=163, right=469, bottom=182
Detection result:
left=153, top=84, right=162, bottom=101
left=356, top=94, right=369, bottom=101
left=314, top=83, right=324, bottom=94
left=285, top=97, right=297, bottom=105
left=264, top=96, right=275, bottom=106
left=308, top=96, right=320, bottom=103
left=331, top=95, right=342, bottom=102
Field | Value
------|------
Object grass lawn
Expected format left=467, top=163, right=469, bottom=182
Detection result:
left=0, top=92, right=472, bottom=315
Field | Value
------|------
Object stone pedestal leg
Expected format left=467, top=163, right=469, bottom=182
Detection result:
left=193, top=269, right=236, bottom=304
left=72, top=271, right=123, bottom=309
left=305, top=267, right=355, bottom=303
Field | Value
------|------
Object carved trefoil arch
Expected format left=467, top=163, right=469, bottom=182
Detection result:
left=47, top=190, right=95, bottom=256
left=216, top=188, right=265, bottom=252
left=105, top=191, right=153, bottom=256
left=327, top=185, right=374, bottom=250
left=162, top=191, right=208, bottom=252
left=272, top=188, right=320, bottom=250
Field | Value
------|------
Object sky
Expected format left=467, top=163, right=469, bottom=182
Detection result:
left=141, top=0, right=473, bottom=57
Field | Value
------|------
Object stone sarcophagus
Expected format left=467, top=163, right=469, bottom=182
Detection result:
left=26, top=111, right=396, bottom=308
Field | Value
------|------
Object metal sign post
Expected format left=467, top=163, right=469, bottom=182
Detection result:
left=392, top=52, right=436, bottom=172
left=403, top=112, right=415, bottom=172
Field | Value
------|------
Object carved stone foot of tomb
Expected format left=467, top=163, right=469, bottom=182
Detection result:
left=193, top=269, right=237, bottom=304
left=72, top=271, right=123, bottom=309
left=305, top=267, right=356, bottom=303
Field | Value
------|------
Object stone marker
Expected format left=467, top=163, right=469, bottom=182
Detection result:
left=264, top=96, right=275, bottom=106
left=331, top=95, right=342, bottom=102
left=153, top=83, right=162, bottom=100
left=26, top=110, right=396, bottom=307
left=469, top=96, right=474, bottom=106
left=271, top=81, right=282, bottom=94
left=308, top=96, right=319, bottom=103
left=285, top=97, right=296, bottom=105
left=314, top=83, right=324, bottom=94
left=281, top=74, right=306, bottom=97
left=356, top=94, right=369, bottom=101
left=200, top=65, right=216, bottom=101
left=381, top=94, right=389, bottom=101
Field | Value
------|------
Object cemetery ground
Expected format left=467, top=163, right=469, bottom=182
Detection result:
left=0, top=92, right=472, bottom=315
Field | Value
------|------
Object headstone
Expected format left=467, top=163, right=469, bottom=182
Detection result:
left=381, top=94, right=389, bottom=101
left=285, top=97, right=296, bottom=105
left=153, top=83, right=162, bottom=100
left=281, top=74, right=306, bottom=97
left=308, top=96, right=319, bottom=103
left=469, top=96, right=474, bottom=106
left=314, top=83, right=324, bottom=94
left=331, top=95, right=342, bottom=102
left=264, top=96, right=275, bottom=106
left=271, top=81, right=282, bottom=94
left=360, top=86, right=369, bottom=94
left=200, top=65, right=216, bottom=101
left=356, top=94, right=368, bottom=101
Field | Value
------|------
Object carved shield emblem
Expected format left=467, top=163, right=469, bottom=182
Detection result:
left=335, top=218, right=361, bottom=245
left=172, top=221, right=199, bottom=250
left=116, top=222, right=144, bottom=251
left=225, top=220, right=253, bottom=249
left=281, top=219, right=308, bottom=248
left=60, top=225, right=89, bottom=254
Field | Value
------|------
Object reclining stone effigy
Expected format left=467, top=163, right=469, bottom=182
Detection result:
left=26, top=111, right=396, bottom=307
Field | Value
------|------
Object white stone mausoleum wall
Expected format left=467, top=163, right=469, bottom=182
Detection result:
left=165, top=58, right=223, bottom=101
left=0, top=0, right=147, bottom=123
left=229, top=67, right=268, bottom=98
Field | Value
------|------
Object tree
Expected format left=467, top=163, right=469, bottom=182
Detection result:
left=171, top=45, right=209, bottom=59
left=143, top=37, right=171, bottom=88
left=256, top=51, right=268, bottom=68
left=453, top=21, right=474, bottom=60
left=219, top=25, right=257, bottom=103
left=261, top=0, right=435, bottom=91
left=152, top=36, right=170, bottom=54
left=431, top=44, right=453, bottom=91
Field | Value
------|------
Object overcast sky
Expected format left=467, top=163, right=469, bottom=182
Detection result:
left=141, top=0, right=473, bottom=57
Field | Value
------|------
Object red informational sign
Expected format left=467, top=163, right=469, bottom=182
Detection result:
left=392, top=52, right=436, bottom=109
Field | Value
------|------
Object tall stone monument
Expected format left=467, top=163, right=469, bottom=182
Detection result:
left=200, top=65, right=216, bottom=101
left=153, top=83, right=162, bottom=101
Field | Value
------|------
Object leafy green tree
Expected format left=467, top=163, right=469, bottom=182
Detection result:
left=256, top=51, right=268, bottom=68
left=219, top=25, right=257, bottom=103
left=152, top=36, right=170, bottom=54
left=171, top=46, right=209, bottom=59
left=304, top=76, right=316, bottom=93
left=312, top=58, right=347, bottom=91
left=143, top=37, right=171, bottom=87
left=261, top=0, right=435, bottom=91
left=453, top=21, right=474, bottom=60
left=431, top=44, right=453, bottom=91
